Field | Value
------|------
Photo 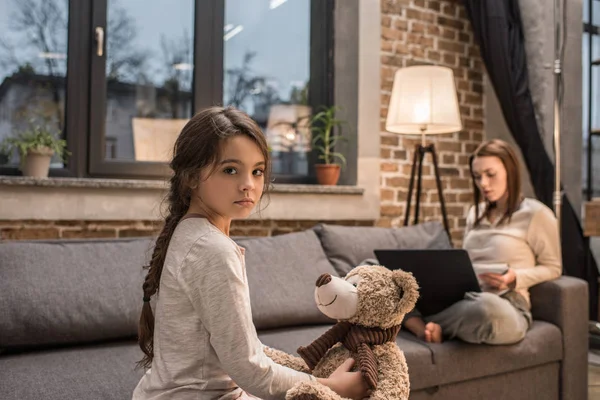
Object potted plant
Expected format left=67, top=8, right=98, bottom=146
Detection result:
left=309, top=106, right=347, bottom=185
left=5, top=123, right=69, bottom=178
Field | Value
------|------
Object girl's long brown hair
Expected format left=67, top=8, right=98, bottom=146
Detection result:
left=468, top=139, right=523, bottom=227
left=137, top=106, right=271, bottom=369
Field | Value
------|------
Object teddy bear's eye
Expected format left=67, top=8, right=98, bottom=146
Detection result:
left=346, top=275, right=361, bottom=287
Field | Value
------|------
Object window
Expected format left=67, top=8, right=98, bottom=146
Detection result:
left=0, top=0, right=334, bottom=182
left=88, top=0, right=195, bottom=178
left=584, top=0, right=600, bottom=197
left=224, top=0, right=311, bottom=178
left=0, top=0, right=69, bottom=174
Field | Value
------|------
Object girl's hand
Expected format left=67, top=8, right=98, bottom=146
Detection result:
left=318, top=358, right=371, bottom=400
left=479, top=268, right=516, bottom=290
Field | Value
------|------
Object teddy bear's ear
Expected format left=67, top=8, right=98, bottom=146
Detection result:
left=391, top=269, right=420, bottom=311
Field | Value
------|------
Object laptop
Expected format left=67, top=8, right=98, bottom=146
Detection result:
left=374, top=249, right=481, bottom=317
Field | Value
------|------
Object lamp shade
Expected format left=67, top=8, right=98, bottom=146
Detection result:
left=266, top=104, right=311, bottom=152
left=385, top=66, right=462, bottom=135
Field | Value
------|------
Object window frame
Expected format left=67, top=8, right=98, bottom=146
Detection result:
left=0, top=0, right=336, bottom=182
left=585, top=16, right=600, bottom=198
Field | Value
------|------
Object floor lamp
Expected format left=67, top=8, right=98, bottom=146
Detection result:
left=385, top=66, right=463, bottom=245
left=266, top=104, right=312, bottom=174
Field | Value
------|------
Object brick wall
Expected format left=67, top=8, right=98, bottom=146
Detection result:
left=0, top=219, right=375, bottom=240
left=379, top=0, right=484, bottom=245
left=0, top=220, right=164, bottom=240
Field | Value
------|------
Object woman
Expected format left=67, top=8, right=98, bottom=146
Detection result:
left=404, top=139, right=562, bottom=345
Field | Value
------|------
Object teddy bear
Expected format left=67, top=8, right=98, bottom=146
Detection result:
left=264, top=264, right=419, bottom=400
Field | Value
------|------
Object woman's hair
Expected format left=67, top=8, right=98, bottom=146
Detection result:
left=468, top=139, right=522, bottom=227
left=137, top=106, right=271, bottom=369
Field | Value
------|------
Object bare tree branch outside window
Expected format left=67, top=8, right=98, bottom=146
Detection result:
left=106, top=1, right=148, bottom=84
left=160, top=30, right=193, bottom=119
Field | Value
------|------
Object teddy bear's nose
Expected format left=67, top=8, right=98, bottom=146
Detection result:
left=316, top=273, right=332, bottom=287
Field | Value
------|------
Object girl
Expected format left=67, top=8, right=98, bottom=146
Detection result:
left=132, top=107, right=368, bottom=400
left=404, top=139, right=562, bottom=345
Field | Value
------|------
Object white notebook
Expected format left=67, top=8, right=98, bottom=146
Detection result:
left=473, top=263, right=510, bottom=296
left=472, top=263, right=509, bottom=276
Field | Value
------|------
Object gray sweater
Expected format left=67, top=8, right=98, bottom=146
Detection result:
left=132, top=218, right=311, bottom=400
left=463, top=197, right=563, bottom=306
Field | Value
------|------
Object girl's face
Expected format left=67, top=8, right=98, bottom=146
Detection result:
left=191, top=135, right=265, bottom=220
left=471, top=156, right=508, bottom=205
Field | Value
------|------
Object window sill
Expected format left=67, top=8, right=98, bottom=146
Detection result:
left=0, top=176, right=364, bottom=195
left=0, top=176, right=376, bottom=221
left=0, top=176, right=170, bottom=190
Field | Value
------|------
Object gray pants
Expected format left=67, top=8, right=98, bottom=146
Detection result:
left=422, top=291, right=532, bottom=345
left=357, top=259, right=531, bottom=345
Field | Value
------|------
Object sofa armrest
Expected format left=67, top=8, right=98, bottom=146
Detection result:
left=529, top=276, right=588, bottom=400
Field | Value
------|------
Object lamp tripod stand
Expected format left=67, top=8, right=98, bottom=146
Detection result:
left=404, top=139, right=453, bottom=246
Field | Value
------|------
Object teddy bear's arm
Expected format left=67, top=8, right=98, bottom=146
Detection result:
left=357, top=343, right=378, bottom=390
left=297, top=322, right=352, bottom=370
left=264, top=345, right=311, bottom=373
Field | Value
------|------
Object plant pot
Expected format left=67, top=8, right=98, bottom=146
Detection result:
left=23, top=147, right=54, bottom=178
left=315, top=164, right=341, bottom=185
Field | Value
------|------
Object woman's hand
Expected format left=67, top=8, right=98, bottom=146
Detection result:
left=479, top=268, right=516, bottom=291
left=317, top=358, right=371, bottom=400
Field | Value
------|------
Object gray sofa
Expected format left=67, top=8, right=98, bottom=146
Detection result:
left=0, top=222, right=588, bottom=399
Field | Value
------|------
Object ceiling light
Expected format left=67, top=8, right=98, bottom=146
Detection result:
left=270, top=0, right=288, bottom=10
left=224, top=25, right=243, bottom=41
left=173, top=63, right=193, bottom=71
left=38, top=52, right=66, bottom=60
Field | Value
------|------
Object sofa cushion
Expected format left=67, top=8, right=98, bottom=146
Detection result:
left=403, top=320, right=563, bottom=390
left=0, top=322, right=562, bottom=400
left=236, top=230, right=339, bottom=330
left=258, top=325, right=437, bottom=382
left=409, top=363, right=559, bottom=400
left=258, top=320, right=562, bottom=391
left=314, top=221, right=452, bottom=276
left=0, top=238, right=153, bottom=350
left=0, top=340, right=143, bottom=400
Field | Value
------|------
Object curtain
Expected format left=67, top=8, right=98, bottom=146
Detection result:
left=463, top=0, right=599, bottom=320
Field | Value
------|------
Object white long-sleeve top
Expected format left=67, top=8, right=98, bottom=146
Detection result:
left=463, top=197, right=563, bottom=307
left=132, top=218, right=312, bottom=400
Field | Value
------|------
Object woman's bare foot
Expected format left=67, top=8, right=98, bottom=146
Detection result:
left=423, top=322, right=443, bottom=343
